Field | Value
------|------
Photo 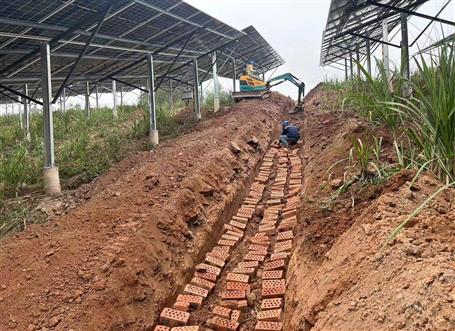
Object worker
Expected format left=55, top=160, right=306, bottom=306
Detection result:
left=280, top=120, right=300, bottom=148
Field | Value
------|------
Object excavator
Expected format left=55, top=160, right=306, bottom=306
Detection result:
left=232, top=61, right=305, bottom=112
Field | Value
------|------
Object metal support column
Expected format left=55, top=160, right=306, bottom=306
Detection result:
left=169, top=79, right=174, bottom=111
left=147, top=53, right=159, bottom=146
left=95, top=84, right=99, bottom=110
left=356, top=44, right=361, bottom=78
left=212, top=52, right=220, bottom=112
left=85, top=81, right=90, bottom=117
left=366, top=37, right=372, bottom=76
left=62, top=87, right=66, bottom=112
left=120, top=87, right=124, bottom=108
left=112, top=80, right=118, bottom=119
left=23, top=84, right=30, bottom=141
left=41, top=42, right=61, bottom=194
left=382, top=19, right=393, bottom=92
left=193, top=58, right=201, bottom=120
left=232, top=58, right=236, bottom=92
left=345, top=58, right=349, bottom=81
left=401, top=13, right=411, bottom=97
left=349, top=52, right=354, bottom=79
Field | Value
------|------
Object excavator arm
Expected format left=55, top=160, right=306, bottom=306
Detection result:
left=267, top=73, right=305, bottom=111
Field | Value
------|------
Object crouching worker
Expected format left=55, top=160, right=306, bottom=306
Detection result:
left=280, top=120, right=300, bottom=148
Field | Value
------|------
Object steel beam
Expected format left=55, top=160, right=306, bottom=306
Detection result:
left=0, top=83, right=42, bottom=105
left=193, top=58, right=201, bottom=120
left=146, top=54, right=158, bottom=146
left=349, top=32, right=401, bottom=48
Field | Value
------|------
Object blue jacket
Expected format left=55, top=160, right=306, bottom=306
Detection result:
left=282, top=125, right=300, bottom=140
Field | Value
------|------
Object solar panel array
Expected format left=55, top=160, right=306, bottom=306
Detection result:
left=0, top=0, right=284, bottom=103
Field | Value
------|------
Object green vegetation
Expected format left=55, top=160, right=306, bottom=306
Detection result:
left=202, top=85, right=234, bottom=109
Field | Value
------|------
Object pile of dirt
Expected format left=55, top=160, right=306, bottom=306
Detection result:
left=0, top=93, right=293, bottom=331
left=284, top=85, right=455, bottom=331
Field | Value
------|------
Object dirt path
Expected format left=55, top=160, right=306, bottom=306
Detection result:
left=0, top=94, right=294, bottom=331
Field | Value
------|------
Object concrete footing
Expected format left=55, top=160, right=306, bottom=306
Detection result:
left=43, top=167, right=61, bottom=195
left=196, top=112, right=202, bottom=120
left=150, top=129, right=159, bottom=147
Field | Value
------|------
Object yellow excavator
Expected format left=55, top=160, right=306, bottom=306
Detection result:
left=232, top=61, right=305, bottom=112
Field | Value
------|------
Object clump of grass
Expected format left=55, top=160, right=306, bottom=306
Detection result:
left=202, top=85, right=233, bottom=110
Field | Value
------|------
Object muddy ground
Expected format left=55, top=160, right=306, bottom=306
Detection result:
left=1, top=85, right=455, bottom=331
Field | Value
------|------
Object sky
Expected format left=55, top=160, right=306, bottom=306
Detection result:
left=2, top=0, right=454, bottom=114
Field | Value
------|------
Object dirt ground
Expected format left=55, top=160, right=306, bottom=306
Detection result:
left=285, top=85, right=455, bottom=331
left=0, top=94, right=293, bottom=331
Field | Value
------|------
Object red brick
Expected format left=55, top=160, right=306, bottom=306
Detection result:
left=254, top=321, right=283, bottom=330
left=244, top=253, right=266, bottom=262
left=196, top=263, right=221, bottom=276
left=207, top=251, right=229, bottom=262
left=159, top=308, right=190, bottom=326
left=218, top=239, right=237, bottom=247
left=233, top=215, right=249, bottom=223
left=222, top=234, right=240, bottom=242
left=237, top=300, right=248, bottom=312
left=176, top=294, right=203, bottom=308
left=273, top=240, right=293, bottom=253
left=220, top=290, right=246, bottom=300
left=205, top=255, right=226, bottom=268
left=277, top=222, right=295, bottom=232
left=170, top=327, right=201, bottom=331
left=261, top=298, right=283, bottom=310
left=191, top=277, right=215, bottom=291
left=263, top=259, right=285, bottom=271
left=226, top=281, right=250, bottom=294
left=270, top=252, right=289, bottom=262
left=276, top=231, right=294, bottom=241
left=267, top=199, right=282, bottom=206
left=226, top=230, right=243, bottom=238
left=232, top=267, right=256, bottom=275
left=238, top=261, right=259, bottom=268
left=230, top=221, right=246, bottom=230
left=224, top=224, right=244, bottom=235
left=231, top=310, right=241, bottom=322
left=248, top=245, right=269, bottom=253
left=258, top=226, right=276, bottom=235
left=220, top=300, right=239, bottom=309
left=262, top=270, right=284, bottom=280
left=173, top=301, right=190, bottom=312
left=236, top=212, right=251, bottom=220
left=154, top=326, right=170, bottom=331
left=226, top=273, right=249, bottom=283
left=257, top=308, right=283, bottom=322
left=213, top=305, right=231, bottom=318
left=282, top=210, right=296, bottom=218
left=262, top=279, right=285, bottom=289
left=207, top=316, right=239, bottom=331
left=183, top=284, right=209, bottom=298
left=261, top=285, right=286, bottom=298
left=194, top=271, right=217, bottom=282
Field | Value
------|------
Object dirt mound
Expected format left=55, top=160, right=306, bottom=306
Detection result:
left=284, top=84, right=455, bottom=331
left=0, top=94, right=293, bottom=331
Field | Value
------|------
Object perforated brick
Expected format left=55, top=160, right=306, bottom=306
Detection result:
left=262, top=279, right=286, bottom=289
left=254, top=321, right=283, bottom=330
left=213, top=305, right=231, bottom=318
left=277, top=222, right=295, bottom=232
left=230, top=221, right=246, bottom=230
left=273, top=240, right=293, bottom=253
left=232, top=267, right=255, bottom=275
left=262, top=270, right=284, bottom=280
left=196, top=263, right=221, bottom=276
left=218, top=239, right=237, bottom=247
left=263, top=259, right=285, bottom=271
left=270, top=252, right=289, bottom=262
left=207, top=316, right=239, bottom=331
left=238, top=261, right=259, bottom=268
left=226, top=281, right=250, bottom=294
left=220, top=290, right=246, bottom=300
left=261, top=285, right=286, bottom=298
left=236, top=212, right=251, bottom=220
left=249, top=244, right=269, bottom=251
left=222, top=234, right=240, bottom=242
left=276, top=231, right=294, bottom=242
left=191, top=277, right=215, bottom=291
left=226, top=273, right=249, bottom=283
left=159, top=308, right=190, bottom=326
left=221, top=300, right=239, bottom=309
left=207, top=251, right=229, bottom=262
left=176, top=294, right=203, bottom=308
left=261, top=298, right=283, bottom=310
left=257, top=308, right=283, bottom=322
left=231, top=310, right=241, bottom=322
left=154, top=326, right=170, bottom=331
left=212, top=245, right=231, bottom=253
left=205, top=255, right=226, bottom=268
left=224, top=224, right=244, bottom=235
left=170, top=326, right=201, bottom=331
left=233, top=215, right=249, bottom=223
left=226, top=230, right=243, bottom=238
left=258, top=226, right=276, bottom=235
left=183, top=284, right=209, bottom=298
left=244, top=253, right=266, bottom=262
left=194, top=271, right=217, bottom=282
left=238, top=300, right=248, bottom=312
left=267, top=199, right=282, bottom=206
left=173, top=301, right=190, bottom=312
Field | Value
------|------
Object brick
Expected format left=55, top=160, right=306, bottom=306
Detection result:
left=236, top=212, right=251, bottom=220
left=230, top=221, right=246, bottom=230
left=238, top=261, right=259, bottom=268
left=160, top=308, right=190, bottom=326
left=261, top=298, right=283, bottom=310
left=257, top=308, right=283, bottom=322
left=270, top=252, right=289, bottom=262
left=207, top=251, right=229, bottom=262
left=226, top=273, right=249, bottom=283
left=213, top=305, right=232, bottom=318
left=173, top=301, right=190, bottom=312
left=176, top=294, right=203, bottom=308
left=263, top=259, right=285, bottom=271
left=205, top=255, right=226, bottom=268
left=226, top=230, right=243, bottom=238
left=224, top=224, right=244, bottom=235
left=254, top=321, right=283, bottom=330
left=249, top=244, right=269, bottom=251
left=207, top=316, right=239, bottom=331
left=183, top=284, right=209, bottom=298
left=226, top=281, right=250, bottom=294
left=237, top=300, right=248, bottom=312
left=218, top=239, right=237, bottom=247
left=267, top=199, right=282, bottom=206
left=273, top=240, right=292, bottom=253
left=220, top=300, right=239, bottom=309
left=258, top=226, right=276, bottom=235
left=222, top=234, right=240, bottom=242
left=276, top=231, right=294, bottom=241
left=244, top=253, right=265, bottom=262
left=261, top=285, right=286, bottom=298
left=194, top=271, right=217, bottom=282
left=196, top=263, right=221, bottom=276
left=250, top=237, right=271, bottom=245
left=262, top=270, right=284, bottom=280
left=191, top=277, right=215, bottom=291
left=232, top=267, right=256, bottom=275
left=233, top=216, right=249, bottom=223
left=220, top=290, right=246, bottom=300
left=277, top=222, right=295, bottom=232
left=231, top=310, right=241, bottom=322
left=212, top=245, right=231, bottom=254
left=170, top=327, right=201, bottom=331
left=262, top=279, right=285, bottom=289
left=154, top=326, right=170, bottom=331
left=282, top=210, right=296, bottom=218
